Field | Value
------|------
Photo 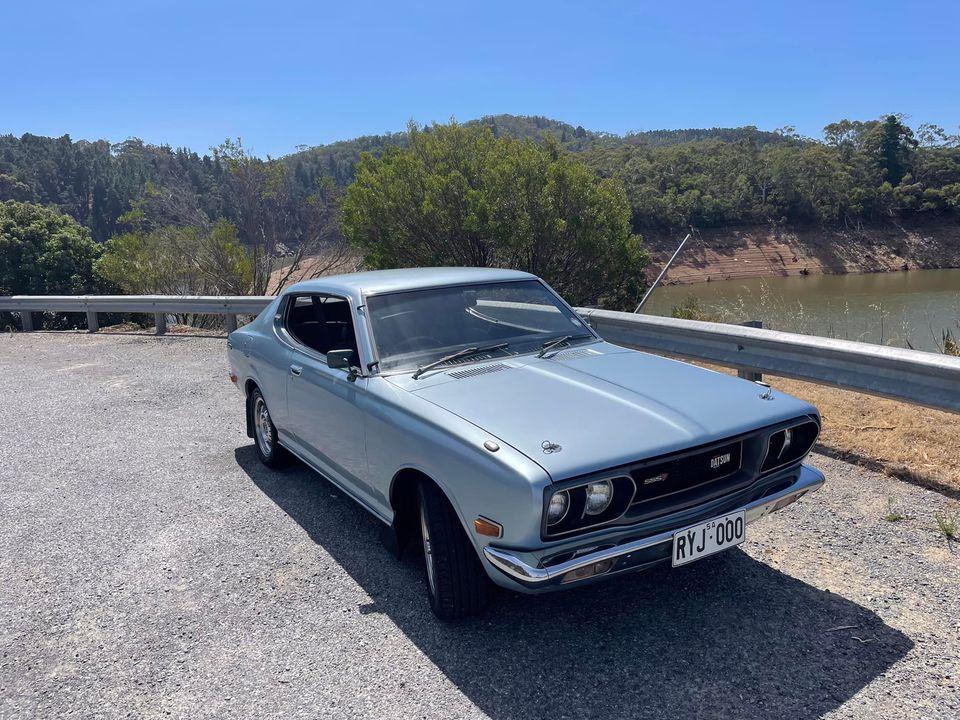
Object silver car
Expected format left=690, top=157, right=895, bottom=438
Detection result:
left=227, top=268, right=824, bottom=620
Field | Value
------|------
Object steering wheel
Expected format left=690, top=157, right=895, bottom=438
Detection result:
left=393, top=335, right=444, bottom=353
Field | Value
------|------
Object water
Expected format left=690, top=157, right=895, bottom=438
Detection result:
left=640, top=269, right=960, bottom=353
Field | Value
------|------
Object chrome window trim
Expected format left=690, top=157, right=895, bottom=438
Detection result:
left=274, top=291, right=369, bottom=377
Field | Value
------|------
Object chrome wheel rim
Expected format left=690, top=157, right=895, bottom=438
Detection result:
left=254, top=397, right=274, bottom=456
left=420, top=500, right=436, bottom=596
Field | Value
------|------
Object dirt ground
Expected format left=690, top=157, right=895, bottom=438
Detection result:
left=644, top=220, right=960, bottom=285
left=2, top=332, right=958, bottom=720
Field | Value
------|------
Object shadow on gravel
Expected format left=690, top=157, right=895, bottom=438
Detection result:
left=237, top=446, right=913, bottom=720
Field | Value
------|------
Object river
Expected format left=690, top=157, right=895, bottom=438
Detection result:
left=640, top=268, right=960, bottom=353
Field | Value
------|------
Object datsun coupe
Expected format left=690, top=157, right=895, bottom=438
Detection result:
left=227, top=268, right=824, bottom=620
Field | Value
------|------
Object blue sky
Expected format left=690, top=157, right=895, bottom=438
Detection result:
left=4, top=1, right=959, bottom=157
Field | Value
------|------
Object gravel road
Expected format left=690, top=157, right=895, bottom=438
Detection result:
left=1, top=332, right=957, bottom=719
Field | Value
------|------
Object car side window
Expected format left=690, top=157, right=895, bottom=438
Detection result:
left=284, top=294, right=359, bottom=362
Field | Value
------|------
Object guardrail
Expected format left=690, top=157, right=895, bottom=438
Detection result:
left=0, top=295, right=272, bottom=334
left=2, top=295, right=959, bottom=414
left=579, top=308, right=960, bottom=414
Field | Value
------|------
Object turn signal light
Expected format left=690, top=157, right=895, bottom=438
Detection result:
left=560, top=559, right=614, bottom=584
left=474, top=517, right=503, bottom=538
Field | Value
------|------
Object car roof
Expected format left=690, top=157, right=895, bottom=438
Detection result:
left=284, top=267, right=537, bottom=300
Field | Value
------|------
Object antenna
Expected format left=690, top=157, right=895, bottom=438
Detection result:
left=634, top=231, right=692, bottom=313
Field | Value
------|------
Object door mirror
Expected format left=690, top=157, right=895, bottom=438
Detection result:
left=326, top=348, right=354, bottom=371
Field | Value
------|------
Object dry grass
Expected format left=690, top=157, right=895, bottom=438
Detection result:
left=268, top=248, right=362, bottom=293
left=772, top=374, right=960, bottom=495
left=99, top=322, right=227, bottom=337
left=698, top=362, right=960, bottom=495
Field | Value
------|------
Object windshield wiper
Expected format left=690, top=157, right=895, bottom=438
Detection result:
left=537, top=333, right=594, bottom=358
left=412, top=342, right=510, bottom=380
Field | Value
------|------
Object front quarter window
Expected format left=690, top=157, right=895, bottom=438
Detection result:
left=367, top=280, right=591, bottom=372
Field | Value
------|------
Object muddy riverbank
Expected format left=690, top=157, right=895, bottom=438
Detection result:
left=643, top=220, right=960, bottom=285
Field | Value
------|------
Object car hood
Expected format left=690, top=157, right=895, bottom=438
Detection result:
left=400, top=345, right=817, bottom=480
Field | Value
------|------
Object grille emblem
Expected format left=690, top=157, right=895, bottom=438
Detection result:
left=643, top=472, right=669, bottom=486
left=710, top=452, right=732, bottom=469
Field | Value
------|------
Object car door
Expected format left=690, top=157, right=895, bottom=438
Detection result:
left=282, top=294, right=376, bottom=508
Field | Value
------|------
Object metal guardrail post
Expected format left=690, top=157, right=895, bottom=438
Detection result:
left=19, top=311, right=34, bottom=332
left=738, top=321, right=762, bottom=382
left=86, top=311, right=99, bottom=333
left=155, top=313, right=167, bottom=335
left=226, top=314, right=237, bottom=333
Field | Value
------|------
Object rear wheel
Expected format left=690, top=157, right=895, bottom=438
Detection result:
left=251, top=388, right=288, bottom=468
left=417, top=481, right=490, bottom=621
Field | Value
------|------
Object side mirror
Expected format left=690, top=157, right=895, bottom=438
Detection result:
left=326, top=349, right=353, bottom=370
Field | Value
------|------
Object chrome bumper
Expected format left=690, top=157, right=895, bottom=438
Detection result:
left=483, top=464, right=825, bottom=588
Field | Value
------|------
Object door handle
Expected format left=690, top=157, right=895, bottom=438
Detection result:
left=290, top=364, right=303, bottom=377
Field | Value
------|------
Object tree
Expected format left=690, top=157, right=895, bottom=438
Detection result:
left=342, top=122, right=648, bottom=309
left=869, top=115, right=918, bottom=186
left=0, top=200, right=107, bottom=329
left=213, top=139, right=352, bottom=294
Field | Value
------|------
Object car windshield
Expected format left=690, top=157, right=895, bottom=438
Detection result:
left=366, top=280, right=593, bottom=373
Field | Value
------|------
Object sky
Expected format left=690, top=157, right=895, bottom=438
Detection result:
left=4, top=1, right=959, bottom=157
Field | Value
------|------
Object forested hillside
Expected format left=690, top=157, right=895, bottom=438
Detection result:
left=2, top=114, right=958, bottom=246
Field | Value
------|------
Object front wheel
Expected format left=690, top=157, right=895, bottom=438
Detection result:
left=418, top=481, right=491, bottom=621
left=251, top=388, right=289, bottom=468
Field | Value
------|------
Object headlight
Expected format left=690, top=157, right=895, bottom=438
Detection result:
left=543, top=476, right=635, bottom=537
left=546, top=490, right=569, bottom=525
left=780, top=427, right=793, bottom=458
left=761, top=420, right=819, bottom=472
left=584, top=479, right=613, bottom=515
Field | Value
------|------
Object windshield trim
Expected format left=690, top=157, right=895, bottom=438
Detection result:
left=361, top=278, right=600, bottom=377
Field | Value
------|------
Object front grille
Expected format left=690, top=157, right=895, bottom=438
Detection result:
left=631, top=441, right=743, bottom=506
left=624, top=438, right=757, bottom=523
left=540, top=416, right=820, bottom=541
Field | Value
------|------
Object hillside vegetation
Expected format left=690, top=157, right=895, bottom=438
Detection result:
left=1, top=114, right=959, bottom=318
left=3, top=114, right=958, bottom=242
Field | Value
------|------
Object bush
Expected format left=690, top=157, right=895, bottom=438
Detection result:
left=671, top=295, right=715, bottom=321
left=95, top=220, right=252, bottom=328
left=0, top=200, right=108, bottom=329
left=342, top=122, right=648, bottom=309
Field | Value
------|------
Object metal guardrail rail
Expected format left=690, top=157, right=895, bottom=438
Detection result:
left=2, top=295, right=959, bottom=414
left=579, top=308, right=960, bottom=414
left=0, top=295, right=272, bottom=334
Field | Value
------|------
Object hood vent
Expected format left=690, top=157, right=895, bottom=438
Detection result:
left=448, top=363, right=509, bottom=380
left=552, top=347, right=601, bottom=361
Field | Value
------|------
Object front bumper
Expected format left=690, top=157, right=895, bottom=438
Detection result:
left=483, top=463, right=824, bottom=589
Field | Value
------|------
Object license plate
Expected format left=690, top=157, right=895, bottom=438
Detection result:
left=671, top=510, right=745, bottom=567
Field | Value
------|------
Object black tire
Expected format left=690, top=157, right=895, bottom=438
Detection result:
left=417, top=481, right=491, bottom=621
left=251, top=388, right=289, bottom=469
